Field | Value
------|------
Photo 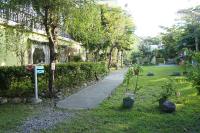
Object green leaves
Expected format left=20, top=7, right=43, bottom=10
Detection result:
left=0, top=62, right=108, bottom=97
left=188, top=52, right=200, bottom=94
left=65, top=2, right=104, bottom=52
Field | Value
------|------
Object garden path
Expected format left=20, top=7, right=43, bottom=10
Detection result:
left=17, top=68, right=127, bottom=133
left=56, top=68, right=127, bottom=109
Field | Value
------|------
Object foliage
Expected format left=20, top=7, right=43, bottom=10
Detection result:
left=132, top=63, right=143, bottom=75
left=65, top=3, right=135, bottom=64
left=124, top=64, right=143, bottom=94
left=130, top=51, right=142, bottom=64
left=188, top=52, right=200, bottom=94
left=156, top=58, right=165, bottom=64
left=160, top=5, right=200, bottom=60
left=124, top=68, right=134, bottom=92
left=178, top=6, right=200, bottom=51
left=70, top=55, right=83, bottom=62
left=44, top=66, right=200, bottom=133
left=158, top=78, right=176, bottom=100
left=133, top=37, right=160, bottom=64
left=1, top=0, right=81, bottom=96
left=65, top=2, right=105, bottom=61
left=4, top=25, right=29, bottom=66
left=100, top=5, right=135, bottom=68
left=0, top=62, right=108, bottom=97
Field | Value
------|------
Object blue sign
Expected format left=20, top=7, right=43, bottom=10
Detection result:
left=36, top=66, right=44, bottom=70
left=37, top=69, right=45, bottom=74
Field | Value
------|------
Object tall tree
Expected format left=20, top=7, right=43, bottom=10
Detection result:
left=1, top=0, right=77, bottom=97
left=65, top=1, right=105, bottom=61
left=161, top=25, right=185, bottom=59
left=100, top=5, right=135, bottom=69
left=178, top=5, right=200, bottom=51
left=4, top=25, right=28, bottom=66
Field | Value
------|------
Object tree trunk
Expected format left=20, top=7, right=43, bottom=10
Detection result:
left=104, top=50, right=107, bottom=61
left=44, top=7, right=58, bottom=97
left=94, top=49, right=100, bottom=62
left=48, top=38, right=56, bottom=97
left=121, top=50, right=123, bottom=68
left=116, top=49, right=120, bottom=70
left=108, top=47, right=114, bottom=69
left=195, top=36, right=199, bottom=52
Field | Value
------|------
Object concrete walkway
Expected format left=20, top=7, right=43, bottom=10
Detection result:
left=56, top=68, right=127, bottom=110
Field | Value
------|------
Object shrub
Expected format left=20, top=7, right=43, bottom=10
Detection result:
left=0, top=66, right=33, bottom=97
left=188, top=53, right=200, bottom=94
left=170, top=72, right=181, bottom=76
left=0, top=62, right=108, bottom=98
left=123, top=64, right=143, bottom=94
left=158, top=78, right=176, bottom=101
left=156, top=58, right=165, bottom=64
left=71, top=55, right=83, bottom=62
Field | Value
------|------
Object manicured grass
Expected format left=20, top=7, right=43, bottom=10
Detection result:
left=46, top=66, right=200, bottom=133
left=0, top=104, right=38, bottom=133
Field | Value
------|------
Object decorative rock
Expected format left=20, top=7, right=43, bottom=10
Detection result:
left=22, top=98, right=27, bottom=103
left=11, top=97, right=22, bottom=104
left=160, top=100, right=176, bottom=113
left=0, top=97, right=8, bottom=104
left=55, top=92, right=64, bottom=100
left=147, top=72, right=154, bottom=76
left=171, top=72, right=181, bottom=76
left=123, top=94, right=135, bottom=109
left=83, top=83, right=87, bottom=87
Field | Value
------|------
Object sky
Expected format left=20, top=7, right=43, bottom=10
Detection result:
left=114, top=0, right=200, bottom=37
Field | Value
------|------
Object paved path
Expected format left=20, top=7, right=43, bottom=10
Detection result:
left=56, top=68, right=127, bottom=110
left=157, top=64, right=177, bottom=67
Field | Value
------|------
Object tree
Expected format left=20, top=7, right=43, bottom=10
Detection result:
left=160, top=5, right=200, bottom=60
left=161, top=25, right=184, bottom=59
left=1, top=0, right=78, bottom=97
left=65, top=1, right=105, bottom=61
left=177, top=5, right=200, bottom=52
left=65, top=3, right=135, bottom=66
left=137, top=37, right=160, bottom=64
left=117, top=15, right=135, bottom=67
left=100, top=5, right=135, bottom=69
left=5, top=25, right=28, bottom=66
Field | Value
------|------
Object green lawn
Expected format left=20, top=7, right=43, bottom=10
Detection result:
left=45, top=66, right=200, bottom=133
left=1, top=66, right=200, bottom=133
left=0, top=104, right=37, bottom=133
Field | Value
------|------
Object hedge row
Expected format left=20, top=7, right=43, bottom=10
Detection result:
left=0, top=62, right=108, bottom=97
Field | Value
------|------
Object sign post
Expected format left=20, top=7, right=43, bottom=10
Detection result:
left=33, top=65, right=44, bottom=103
left=51, top=62, right=55, bottom=81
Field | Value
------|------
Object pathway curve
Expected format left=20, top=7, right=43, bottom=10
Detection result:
left=57, top=68, right=127, bottom=109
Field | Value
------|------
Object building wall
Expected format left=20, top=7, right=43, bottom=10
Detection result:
left=0, top=24, right=84, bottom=66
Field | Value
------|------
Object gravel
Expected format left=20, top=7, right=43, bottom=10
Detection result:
left=16, top=102, right=74, bottom=133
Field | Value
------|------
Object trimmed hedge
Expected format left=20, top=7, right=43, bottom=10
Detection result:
left=0, top=62, right=108, bottom=97
left=156, top=58, right=165, bottom=64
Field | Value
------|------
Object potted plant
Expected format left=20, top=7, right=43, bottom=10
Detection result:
left=158, top=79, right=176, bottom=113
left=123, top=64, right=142, bottom=109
